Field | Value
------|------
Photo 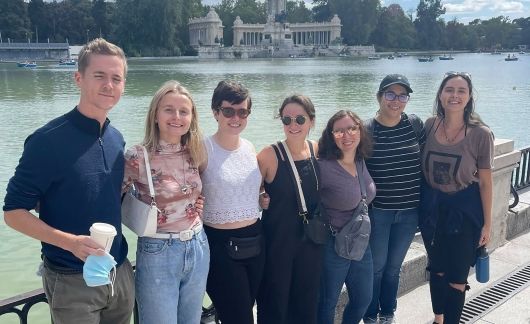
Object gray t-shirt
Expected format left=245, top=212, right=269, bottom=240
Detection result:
left=318, top=159, right=376, bottom=230
left=422, top=117, right=494, bottom=193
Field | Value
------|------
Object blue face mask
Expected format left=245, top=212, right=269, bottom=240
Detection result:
left=83, top=252, right=117, bottom=295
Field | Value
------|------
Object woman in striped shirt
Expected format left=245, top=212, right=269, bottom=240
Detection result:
left=363, top=74, right=424, bottom=324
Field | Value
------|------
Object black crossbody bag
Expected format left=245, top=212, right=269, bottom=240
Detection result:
left=276, top=140, right=330, bottom=245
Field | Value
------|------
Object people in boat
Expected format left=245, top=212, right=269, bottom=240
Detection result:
left=363, top=74, right=424, bottom=324
left=122, top=80, right=208, bottom=323
left=420, top=71, right=493, bottom=324
left=3, top=38, right=134, bottom=324
left=201, top=80, right=265, bottom=324
left=257, top=95, right=323, bottom=324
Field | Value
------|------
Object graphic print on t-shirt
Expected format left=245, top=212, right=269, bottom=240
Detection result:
left=425, top=151, right=462, bottom=185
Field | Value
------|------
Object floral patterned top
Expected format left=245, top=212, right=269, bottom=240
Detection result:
left=122, top=141, right=202, bottom=233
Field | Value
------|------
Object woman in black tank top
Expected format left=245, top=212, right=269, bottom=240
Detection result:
left=257, top=94, right=323, bottom=324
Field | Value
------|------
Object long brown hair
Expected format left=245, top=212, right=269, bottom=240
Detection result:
left=434, top=72, right=486, bottom=127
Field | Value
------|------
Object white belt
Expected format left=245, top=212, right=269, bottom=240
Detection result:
left=147, top=223, right=203, bottom=241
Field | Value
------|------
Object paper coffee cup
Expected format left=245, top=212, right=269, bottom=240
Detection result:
left=89, top=223, right=117, bottom=252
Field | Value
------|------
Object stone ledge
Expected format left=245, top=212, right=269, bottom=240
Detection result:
left=334, top=198, right=530, bottom=323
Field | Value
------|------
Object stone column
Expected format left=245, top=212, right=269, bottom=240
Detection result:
left=490, top=139, right=521, bottom=250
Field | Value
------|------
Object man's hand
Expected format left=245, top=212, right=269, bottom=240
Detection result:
left=67, top=235, right=106, bottom=262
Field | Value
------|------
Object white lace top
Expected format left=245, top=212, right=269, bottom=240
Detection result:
left=201, top=136, right=262, bottom=224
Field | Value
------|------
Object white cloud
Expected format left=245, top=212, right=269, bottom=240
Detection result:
left=491, top=1, right=525, bottom=13
left=443, top=0, right=489, bottom=13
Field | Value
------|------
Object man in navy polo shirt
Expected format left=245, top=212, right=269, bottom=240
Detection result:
left=3, top=38, right=134, bottom=324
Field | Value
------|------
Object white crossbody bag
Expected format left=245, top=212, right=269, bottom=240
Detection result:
left=121, top=146, right=158, bottom=237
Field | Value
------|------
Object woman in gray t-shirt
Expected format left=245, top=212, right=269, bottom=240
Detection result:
left=421, top=72, right=494, bottom=324
left=317, top=110, right=376, bottom=324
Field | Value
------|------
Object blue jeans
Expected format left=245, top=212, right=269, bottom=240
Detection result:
left=318, top=237, right=373, bottom=324
left=364, top=208, right=418, bottom=319
left=135, top=230, right=210, bottom=324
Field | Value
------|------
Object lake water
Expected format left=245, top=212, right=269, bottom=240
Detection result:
left=0, top=54, right=529, bottom=322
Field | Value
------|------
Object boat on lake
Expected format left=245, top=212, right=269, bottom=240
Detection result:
left=368, top=55, right=382, bottom=60
left=505, top=54, right=518, bottom=61
left=387, top=55, right=395, bottom=60
left=439, top=54, right=454, bottom=60
left=418, top=56, right=434, bottom=62
left=58, top=59, right=77, bottom=66
left=16, top=61, right=37, bottom=68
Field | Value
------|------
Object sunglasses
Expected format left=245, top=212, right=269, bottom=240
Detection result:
left=444, top=71, right=472, bottom=79
left=332, top=125, right=360, bottom=138
left=218, top=106, right=251, bottom=119
left=383, top=91, right=410, bottom=103
left=281, top=115, right=307, bottom=126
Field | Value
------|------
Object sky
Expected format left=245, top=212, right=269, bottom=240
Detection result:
left=201, top=0, right=530, bottom=24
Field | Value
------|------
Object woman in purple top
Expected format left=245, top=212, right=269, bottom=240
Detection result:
left=317, top=110, right=376, bottom=324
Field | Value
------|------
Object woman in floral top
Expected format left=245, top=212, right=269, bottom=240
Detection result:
left=122, top=80, right=208, bottom=324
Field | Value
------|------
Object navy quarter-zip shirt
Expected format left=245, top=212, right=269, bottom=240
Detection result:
left=4, top=107, right=128, bottom=271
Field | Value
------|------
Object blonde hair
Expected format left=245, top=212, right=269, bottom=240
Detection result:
left=143, top=80, right=206, bottom=167
left=77, top=38, right=127, bottom=76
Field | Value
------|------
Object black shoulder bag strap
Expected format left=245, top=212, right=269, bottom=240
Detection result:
left=356, top=159, right=367, bottom=201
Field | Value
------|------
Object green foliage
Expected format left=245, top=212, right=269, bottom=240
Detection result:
left=311, top=0, right=380, bottom=45
left=0, top=0, right=30, bottom=41
left=287, top=1, right=312, bottom=23
left=414, top=0, right=446, bottom=49
left=371, top=4, right=415, bottom=50
left=0, top=0, right=528, bottom=55
left=214, top=0, right=266, bottom=46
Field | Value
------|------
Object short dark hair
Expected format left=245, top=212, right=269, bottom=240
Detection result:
left=278, top=94, right=316, bottom=120
left=318, top=110, right=372, bottom=161
left=211, top=80, right=252, bottom=111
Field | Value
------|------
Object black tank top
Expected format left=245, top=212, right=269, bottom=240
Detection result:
left=262, top=142, right=320, bottom=246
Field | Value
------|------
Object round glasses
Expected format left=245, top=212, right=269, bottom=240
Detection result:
left=383, top=91, right=410, bottom=103
left=281, top=115, right=306, bottom=126
left=332, top=125, right=359, bottom=138
left=218, top=106, right=251, bottom=119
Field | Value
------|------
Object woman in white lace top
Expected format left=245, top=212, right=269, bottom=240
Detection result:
left=200, top=80, right=265, bottom=324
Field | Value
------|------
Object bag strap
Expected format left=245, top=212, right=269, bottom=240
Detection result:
left=356, top=159, right=367, bottom=200
left=407, top=113, right=423, bottom=141
left=140, top=146, right=156, bottom=204
left=278, top=141, right=309, bottom=220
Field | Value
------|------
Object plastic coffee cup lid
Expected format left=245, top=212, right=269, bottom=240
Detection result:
left=90, top=223, right=117, bottom=236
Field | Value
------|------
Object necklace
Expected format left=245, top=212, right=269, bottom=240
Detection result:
left=442, top=119, right=466, bottom=143
left=174, top=155, right=192, bottom=195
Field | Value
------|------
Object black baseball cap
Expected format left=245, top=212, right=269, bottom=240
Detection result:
left=379, top=74, right=413, bottom=93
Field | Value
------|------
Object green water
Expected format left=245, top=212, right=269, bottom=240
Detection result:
left=1, top=54, right=529, bottom=322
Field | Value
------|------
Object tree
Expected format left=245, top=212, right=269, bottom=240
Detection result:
left=215, top=0, right=266, bottom=46
left=28, top=0, right=51, bottom=42
left=287, top=1, right=312, bottom=23
left=92, top=0, right=114, bottom=39
left=371, top=4, right=416, bottom=50
left=513, top=17, right=530, bottom=48
left=312, top=0, right=380, bottom=45
left=0, top=0, right=30, bottom=41
left=414, top=0, right=445, bottom=49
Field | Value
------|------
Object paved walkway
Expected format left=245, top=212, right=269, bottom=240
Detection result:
left=394, top=188, right=530, bottom=324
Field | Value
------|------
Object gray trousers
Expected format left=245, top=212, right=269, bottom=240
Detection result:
left=42, top=258, right=135, bottom=324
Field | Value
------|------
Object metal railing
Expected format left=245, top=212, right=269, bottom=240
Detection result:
left=512, top=146, right=530, bottom=191
left=0, top=263, right=217, bottom=324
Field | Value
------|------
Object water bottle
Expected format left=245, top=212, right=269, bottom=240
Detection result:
left=475, top=246, right=489, bottom=283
